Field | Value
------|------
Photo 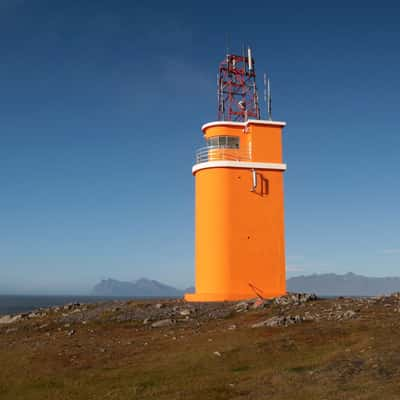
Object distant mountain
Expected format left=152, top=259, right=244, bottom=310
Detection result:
left=92, top=278, right=184, bottom=297
left=93, top=273, right=400, bottom=298
left=287, top=272, right=400, bottom=296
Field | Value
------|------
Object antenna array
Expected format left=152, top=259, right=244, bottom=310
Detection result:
left=217, top=47, right=261, bottom=122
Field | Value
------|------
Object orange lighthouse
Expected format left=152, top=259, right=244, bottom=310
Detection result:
left=185, top=49, right=287, bottom=302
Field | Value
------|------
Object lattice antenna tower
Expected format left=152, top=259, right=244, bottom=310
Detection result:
left=217, top=47, right=261, bottom=122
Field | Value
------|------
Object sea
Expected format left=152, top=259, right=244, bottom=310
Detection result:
left=0, top=295, right=146, bottom=316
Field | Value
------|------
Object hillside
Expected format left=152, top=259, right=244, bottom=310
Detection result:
left=1, top=293, right=400, bottom=399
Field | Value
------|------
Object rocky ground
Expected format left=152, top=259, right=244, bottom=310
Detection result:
left=1, top=293, right=400, bottom=399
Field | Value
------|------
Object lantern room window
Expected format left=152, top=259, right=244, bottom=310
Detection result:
left=206, top=136, right=239, bottom=149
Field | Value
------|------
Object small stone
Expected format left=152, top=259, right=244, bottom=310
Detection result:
left=155, top=303, right=164, bottom=309
left=235, top=301, right=249, bottom=312
left=252, top=319, right=271, bottom=328
left=293, top=315, right=302, bottom=323
left=304, top=312, right=315, bottom=321
left=228, top=324, right=237, bottom=330
left=213, top=351, right=222, bottom=357
left=343, top=310, right=356, bottom=319
left=252, top=298, right=267, bottom=309
left=179, top=309, right=191, bottom=316
left=67, top=329, right=75, bottom=336
left=274, top=296, right=289, bottom=305
left=143, top=318, right=150, bottom=325
left=151, top=319, right=173, bottom=328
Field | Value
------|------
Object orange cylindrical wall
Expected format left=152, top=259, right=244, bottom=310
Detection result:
left=185, top=120, right=287, bottom=302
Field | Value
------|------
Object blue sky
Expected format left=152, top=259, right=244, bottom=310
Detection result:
left=1, top=0, right=399, bottom=294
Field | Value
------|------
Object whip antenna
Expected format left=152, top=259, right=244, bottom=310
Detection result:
left=267, top=74, right=272, bottom=120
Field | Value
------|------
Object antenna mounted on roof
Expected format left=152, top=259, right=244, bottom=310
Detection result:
left=217, top=46, right=260, bottom=122
left=264, top=72, right=272, bottom=120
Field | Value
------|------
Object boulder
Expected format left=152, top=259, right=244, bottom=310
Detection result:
left=274, top=293, right=318, bottom=305
left=252, top=315, right=305, bottom=328
left=0, top=315, right=22, bottom=325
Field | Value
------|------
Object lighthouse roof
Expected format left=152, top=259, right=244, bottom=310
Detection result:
left=201, top=119, right=286, bottom=132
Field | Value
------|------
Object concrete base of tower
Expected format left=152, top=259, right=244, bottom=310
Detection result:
left=184, top=291, right=286, bottom=302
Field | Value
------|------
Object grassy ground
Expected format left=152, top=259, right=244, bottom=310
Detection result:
left=1, top=297, right=400, bottom=399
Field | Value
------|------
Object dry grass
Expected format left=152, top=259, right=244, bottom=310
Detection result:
left=1, top=297, right=400, bottom=399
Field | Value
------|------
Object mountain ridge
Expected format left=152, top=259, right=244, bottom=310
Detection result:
left=287, top=272, right=400, bottom=296
left=93, top=273, right=400, bottom=297
left=92, top=278, right=192, bottom=297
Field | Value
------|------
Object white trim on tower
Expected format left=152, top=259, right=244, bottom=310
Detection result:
left=201, top=119, right=287, bottom=132
left=192, top=161, right=287, bottom=174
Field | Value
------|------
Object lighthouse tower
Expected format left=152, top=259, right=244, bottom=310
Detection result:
left=185, top=49, right=287, bottom=302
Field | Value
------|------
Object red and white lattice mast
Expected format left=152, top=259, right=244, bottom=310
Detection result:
left=217, top=47, right=261, bottom=122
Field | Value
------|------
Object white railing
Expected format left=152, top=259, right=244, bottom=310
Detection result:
left=195, top=145, right=252, bottom=164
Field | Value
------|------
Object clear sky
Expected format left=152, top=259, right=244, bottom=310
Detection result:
left=1, top=0, right=399, bottom=294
